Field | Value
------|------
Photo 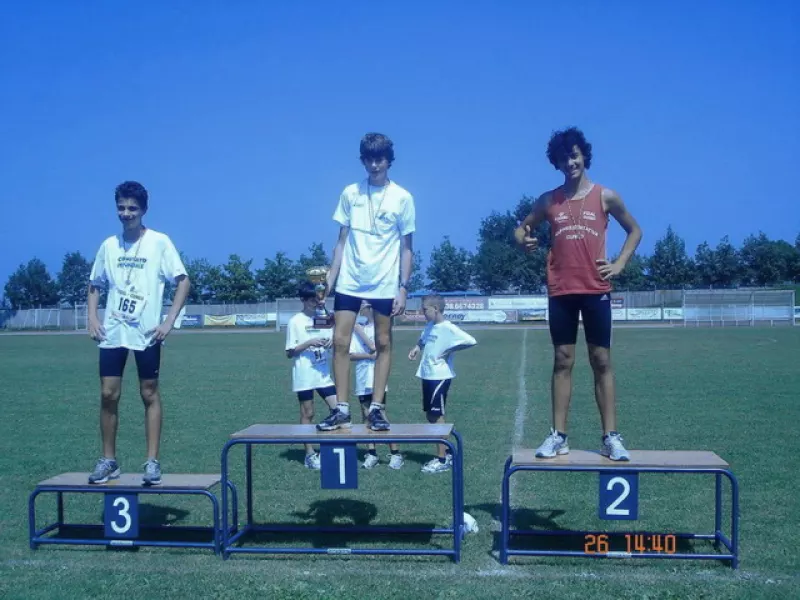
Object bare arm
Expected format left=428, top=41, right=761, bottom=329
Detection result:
left=87, top=283, right=105, bottom=340
left=350, top=351, right=377, bottom=361
left=602, top=188, right=642, bottom=268
left=326, top=226, right=349, bottom=293
left=514, top=192, right=550, bottom=249
left=392, top=233, right=413, bottom=316
left=353, top=323, right=376, bottom=352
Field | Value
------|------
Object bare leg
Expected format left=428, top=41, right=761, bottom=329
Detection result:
left=299, top=400, right=316, bottom=455
left=370, top=312, right=393, bottom=409
left=100, top=377, right=122, bottom=458
left=139, top=379, right=162, bottom=460
left=332, top=310, right=358, bottom=408
left=359, top=403, right=377, bottom=452
left=588, top=344, right=616, bottom=435
left=426, top=412, right=446, bottom=458
left=551, top=344, right=576, bottom=433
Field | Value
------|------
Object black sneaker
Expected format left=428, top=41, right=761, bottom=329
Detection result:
left=316, top=409, right=352, bottom=431
left=367, top=408, right=390, bottom=431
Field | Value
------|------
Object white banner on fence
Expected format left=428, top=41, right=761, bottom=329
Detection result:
left=612, top=308, right=626, bottom=321
left=444, top=310, right=516, bottom=324
left=663, top=308, right=684, bottom=320
left=626, top=308, right=662, bottom=321
left=488, top=296, right=548, bottom=310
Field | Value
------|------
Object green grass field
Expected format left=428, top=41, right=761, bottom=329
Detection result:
left=1, top=327, right=798, bottom=599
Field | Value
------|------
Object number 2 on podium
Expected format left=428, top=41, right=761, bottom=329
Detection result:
left=599, top=473, right=638, bottom=520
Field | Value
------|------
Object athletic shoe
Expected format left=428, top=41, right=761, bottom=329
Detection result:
left=388, top=453, right=405, bottom=470
left=601, top=432, right=630, bottom=461
left=88, top=458, right=120, bottom=484
left=421, top=457, right=452, bottom=473
left=367, top=408, right=390, bottom=431
left=304, top=452, right=321, bottom=470
left=535, top=429, right=570, bottom=458
left=362, top=453, right=379, bottom=469
left=142, top=459, right=162, bottom=486
left=316, top=408, right=352, bottom=431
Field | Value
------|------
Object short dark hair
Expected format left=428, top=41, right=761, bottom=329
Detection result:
left=423, top=294, right=445, bottom=312
left=115, top=181, right=149, bottom=211
left=297, top=281, right=317, bottom=300
left=360, top=132, right=395, bottom=165
left=546, top=127, right=593, bottom=170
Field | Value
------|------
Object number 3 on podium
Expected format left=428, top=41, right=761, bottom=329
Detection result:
left=104, top=494, right=139, bottom=537
left=320, top=444, right=358, bottom=489
left=599, top=473, right=639, bottom=520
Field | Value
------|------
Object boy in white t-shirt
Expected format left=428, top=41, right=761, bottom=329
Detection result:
left=408, top=294, right=477, bottom=473
left=87, top=181, right=191, bottom=486
left=349, top=301, right=404, bottom=469
left=317, top=133, right=416, bottom=434
left=286, top=282, right=341, bottom=469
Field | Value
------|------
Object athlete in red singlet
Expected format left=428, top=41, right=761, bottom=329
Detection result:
left=514, top=127, right=642, bottom=461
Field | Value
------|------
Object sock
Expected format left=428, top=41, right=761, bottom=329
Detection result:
left=368, top=450, right=378, bottom=457
left=438, top=457, right=447, bottom=464
left=390, top=450, right=400, bottom=456
left=556, top=431, right=568, bottom=442
left=604, top=431, right=618, bottom=440
left=369, top=402, right=384, bottom=412
left=337, top=403, right=350, bottom=415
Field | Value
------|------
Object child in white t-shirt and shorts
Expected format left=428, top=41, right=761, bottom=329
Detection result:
left=349, top=301, right=404, bottom=469
left=286, top=282, right=341, bottom=469
left=408, top=294, right=477, bottom=473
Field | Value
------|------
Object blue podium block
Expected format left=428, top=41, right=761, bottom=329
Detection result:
left=221, top=423, right=466, bottom=561
left=500, top=450, right=739, bottom=568
left=29, top=473, right=237, bottom=554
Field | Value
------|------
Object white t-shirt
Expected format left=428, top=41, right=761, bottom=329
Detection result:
left=285, top=312, right=335, bottom=392
left=332, top=179, right=416, bottom=299
left=348, top=322, right=388, bottom=396
left=416, top=320, right=478, bottom=381
left=89, top=229, right=187, bottom=351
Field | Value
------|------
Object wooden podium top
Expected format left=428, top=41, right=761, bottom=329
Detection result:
left=36, top=473, right=221, bottom=490
left=230, top=423, right=454, bottom=441
left=511, top=449, right=729, bottom=469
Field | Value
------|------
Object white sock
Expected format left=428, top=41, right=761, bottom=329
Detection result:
left=337, top=402, right=350, bottom=415
left=370, top=402, right=384, bottom=412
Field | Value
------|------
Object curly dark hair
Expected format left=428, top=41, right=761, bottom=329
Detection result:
left=546, top=127, right=593, bottom=170
left=114, top=181, right=149, bottom=211
left=360, top=132, right=395, bottom=165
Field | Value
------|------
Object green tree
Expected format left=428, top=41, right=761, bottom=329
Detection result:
left=4, top=258, right=60, bottom=309
left=217, top=254, right=258, bottom=303
left=647, top=225, right=694, bottom=289
left=182, top=254, right=221, bottom=303
left=57, top=251, right=92, bottom=306
left=406, top=249, right=425, bottom=293
left=295, top=243, right=330, bottom=284
left=713, top=235, right=742, bottom=288
left=256, top=251, right=297, bottom=300
left=427, top=237, right=473, bottom=292
left=614, top=253, right=650, bottom=290
left=739, top=232, right=795, bottom=286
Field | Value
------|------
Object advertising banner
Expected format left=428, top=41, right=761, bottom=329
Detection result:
left=235, top=313, right=269, bottom=327
left=519, top=308, right=547, bottom=321
left=488, top=296, right=548, bottom=310
left=663, top=308, right=684, bottom=320
left=444, top=309, right=518, bottom=324
left=626, top=308, right=662, bottom=321
left=203, top=314, right=237, bottom=327
left=179, top=314, right=204, bottom=328
left=444, top=298, right=488, bottom=310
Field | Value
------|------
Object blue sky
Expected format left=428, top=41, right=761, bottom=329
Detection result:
left=1, top=1, right=798, bottom=287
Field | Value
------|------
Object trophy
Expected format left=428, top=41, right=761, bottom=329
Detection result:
left=306, top=266, right=334, bottom=329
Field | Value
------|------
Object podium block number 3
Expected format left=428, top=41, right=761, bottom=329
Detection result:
left=320, top=444, right=358, bottom=489
left=104, top=494, right=139, bottom=538
left=599, top=473, right=639, bottom=520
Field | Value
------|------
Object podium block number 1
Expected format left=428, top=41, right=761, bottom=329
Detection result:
left=599, top=473, right=639, bottom=520
left=104, top=494, right=139, bottom=538
left=320, top=444, right=358, bottom=489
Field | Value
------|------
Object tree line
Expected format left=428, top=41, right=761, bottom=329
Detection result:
left=3, top=196, right=799, bottom=309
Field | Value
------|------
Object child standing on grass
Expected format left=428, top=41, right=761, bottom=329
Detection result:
left=408, top=294, right=477, bottom=473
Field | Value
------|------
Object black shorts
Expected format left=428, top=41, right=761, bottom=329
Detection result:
left=297, top=385, right=337, bottom=402
left=99, top=343, right=162, bottom=380
left=422, top=379, right=452, bottom=415
left=334, top=292, right=393, bottom=317
left=548, top=293, right=612, bottom=348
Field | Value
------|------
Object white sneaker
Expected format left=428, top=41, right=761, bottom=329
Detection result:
left=535, top=428, right=569, bottom=458
left=421, top=457, right=451, bottom=473
left=362, top=453, right=379, bottom=469
left=601, top=432, right=630, bottom=461
left=388, top=453, right=404, bottom=470
left=304, top=453, right=321, bottom=470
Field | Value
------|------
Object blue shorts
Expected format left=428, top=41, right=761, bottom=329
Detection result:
left=548, top=293, right=612, bottom=348
left=334, top=292, right=393, bottom=317
left=99, top=343, right=162, bottom=380
left=297, top=386, right=337, bottom=403
left=422, top=379, right=452, bottom=415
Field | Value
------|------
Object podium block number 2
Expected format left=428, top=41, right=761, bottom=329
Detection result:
left=320, top=444, right=358, bottom=489
left=104, top=494, right=139, bottom=538
left=599, top=473, right=638, bottom=520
